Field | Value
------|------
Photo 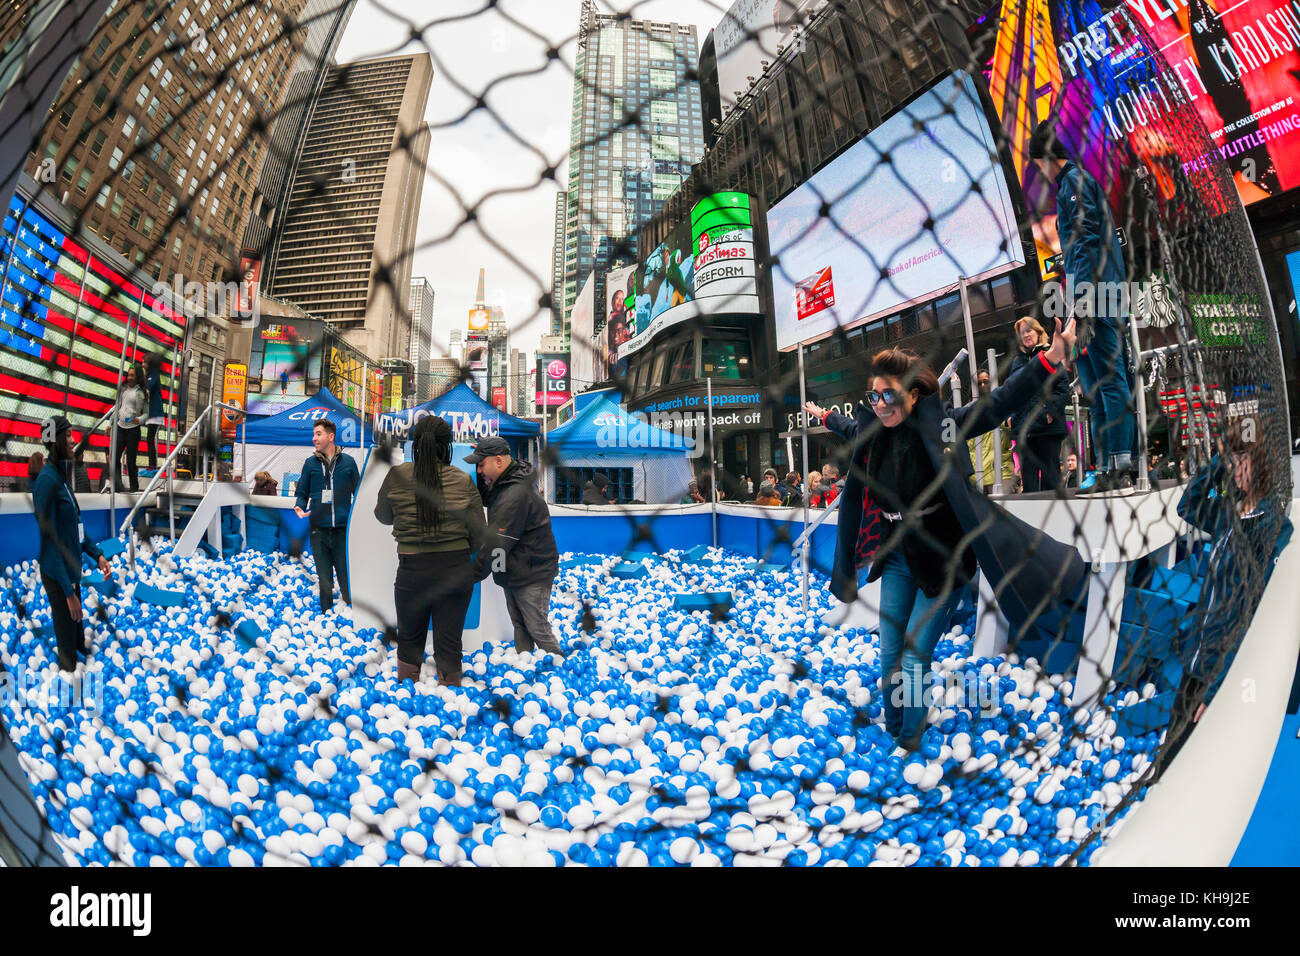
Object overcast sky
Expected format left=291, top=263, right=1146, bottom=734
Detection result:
left=333, top=0, right=732, bottom=369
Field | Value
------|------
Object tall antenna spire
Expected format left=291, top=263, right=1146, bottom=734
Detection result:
left=474, top=267, right=486, bottom=309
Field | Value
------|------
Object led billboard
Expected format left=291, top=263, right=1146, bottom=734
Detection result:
left=767, top=70, right=1025, bottom=351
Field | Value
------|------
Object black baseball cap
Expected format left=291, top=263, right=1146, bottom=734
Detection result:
left=463, top=435, right=511, bottom=463
left=42, top=415, right=72, bottom=446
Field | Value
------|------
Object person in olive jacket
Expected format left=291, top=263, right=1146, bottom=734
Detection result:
left=466, top=436, right=563, bottom=658
left=802, top=318, right=1086, bottom=751
left=1008, top=316, right=1072, bottom=492
left=32, top=416, right=114, bottom=672
left=375, top=415, right=487, bottom=685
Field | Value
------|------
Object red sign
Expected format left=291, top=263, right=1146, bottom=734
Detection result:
left=795, top=267, right=834, bottom=320
left=491, top=386, right=507, bottom=410
left=237, top=255, right=261, bottom=317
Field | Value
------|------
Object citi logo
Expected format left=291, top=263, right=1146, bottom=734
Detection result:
left=288, top=407, right=330, bottom=421
left=49, top=886, right=151, bottom=936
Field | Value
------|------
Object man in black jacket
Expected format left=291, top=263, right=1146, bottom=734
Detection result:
left=581, top=472, right=612, bottom=505
left=466, top=437, right=564, bottom=657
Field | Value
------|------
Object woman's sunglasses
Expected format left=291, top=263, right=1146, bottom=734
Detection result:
left=865, top=388, right=905, bottom=407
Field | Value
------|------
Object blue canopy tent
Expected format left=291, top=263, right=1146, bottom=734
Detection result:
left=234, top=387, right=373, bottom=553
left=545, top=393, right=694, bottom=504
left=374, top=383, right=540, bottom=460
left=235, top=387, right=372, bottom=496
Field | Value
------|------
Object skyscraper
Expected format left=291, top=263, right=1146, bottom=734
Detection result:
left=560, top=1, right=704, bottom=345
left=551, top=189, right=566, bottom=337
left=267, top=53, right=433, bottom=363
left=242, top=0, right=358, bottom=289
left=509, top=347, right=528, bottom=416
left=408, top=276, right=435, bottom=401
left=22, top=0, right=312, bottom=290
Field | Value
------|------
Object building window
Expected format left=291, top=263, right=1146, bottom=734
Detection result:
left=554, top=467, right=633, bottom=505
left=701, top=335, right=752, bottom=380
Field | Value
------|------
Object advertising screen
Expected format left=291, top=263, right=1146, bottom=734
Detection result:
left=767, top=70, right=1025, bottom=351
left=246, top=317, right=324, bottom=416
left=465, top=333, right=489, bottom=371
left=220, top=363, right=247, bottom=439
left=982, top=0, right=1300, bottom=278
left=236, top=254, right=261, bottom=318
left=0, top=193, right=186, bottom=489
left=535, top=352, right=571, bottom=408
left=618, top=191, right=761, bottom=360
left=604, top=264, right=637, bottom=379
left=468, top=308, right=489, bottom=331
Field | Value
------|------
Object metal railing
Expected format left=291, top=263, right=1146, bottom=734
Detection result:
left=120, top=406, right=211, bottom=571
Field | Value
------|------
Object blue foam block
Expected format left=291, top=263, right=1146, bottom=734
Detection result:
left=757, top=562, right=786, bottom=573
left=673, top=592, right=733, bottom=612
left=1115, top=691, right=1176, bottom=738
left=197, top=541, right=219, bottom=559
left=234, top=618, right=265, bottom=649
left=683, top=544, right=713, bottom=563
left=133, top=584, right=186, bottom=607
left=1016, top=639, right=1081, bottom=675
left=610, top=562, right=649, bottom=580
left=97, top=538, right=125, bottom=558
left=81, top=572, right=118, bottom=598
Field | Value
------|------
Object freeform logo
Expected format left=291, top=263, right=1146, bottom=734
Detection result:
left=49, top=887, right=151, bottom=936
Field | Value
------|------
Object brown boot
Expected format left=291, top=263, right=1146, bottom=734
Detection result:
left=397, top=659, right=421, bottom=683
left=437, top=671, right=462, bottom=688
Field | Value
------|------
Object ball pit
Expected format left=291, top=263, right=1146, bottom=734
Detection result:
left=0, top=540, right=1163, bottom=866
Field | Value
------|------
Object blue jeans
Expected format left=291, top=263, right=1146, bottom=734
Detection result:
left=877, top=550, right=958, bottom=743
left=1075, top=313, right=1135, bottom=472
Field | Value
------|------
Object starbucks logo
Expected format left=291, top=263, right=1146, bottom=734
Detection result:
left=1135, top=274, right=1178, bottom=329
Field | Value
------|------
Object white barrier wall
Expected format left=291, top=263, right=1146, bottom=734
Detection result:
left=347, top=449, right=515, bottom=653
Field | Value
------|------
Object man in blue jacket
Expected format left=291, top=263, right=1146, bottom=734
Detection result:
left=294, top=418, right=359, bottom=613
left=32, top=416, right=113, bottom=671
left=1030, top=120, right=1136, bottom=494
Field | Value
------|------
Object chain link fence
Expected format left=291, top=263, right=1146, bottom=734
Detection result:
left=0, top=0, right=1293, bottom=867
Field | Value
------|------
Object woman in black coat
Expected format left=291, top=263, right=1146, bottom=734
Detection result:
left=803, top=319, right=1087, bottom=750
left=1009, top=316, right=1071, bottom=492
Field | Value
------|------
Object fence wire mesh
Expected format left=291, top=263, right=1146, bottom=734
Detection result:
left=0, top=0, right=1292, bottom=868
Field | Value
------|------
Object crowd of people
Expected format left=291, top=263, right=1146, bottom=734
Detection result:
left=24, top=118, right=1289, bottom=776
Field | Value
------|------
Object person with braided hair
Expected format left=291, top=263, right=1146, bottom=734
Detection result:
left=374, top=415, right=487, bottom=686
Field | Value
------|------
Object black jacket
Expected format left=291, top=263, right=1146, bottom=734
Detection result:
left=823, top=352, right=1087, bottom=641
left=473, top=460, right=558, bottom=588
left=1008, top=344, right=1070, bottom=440
left=581, top=483, right=610, bottom=505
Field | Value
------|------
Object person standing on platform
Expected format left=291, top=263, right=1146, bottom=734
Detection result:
left=115, top=364, right=147, bottom=492
left=967, top=369, right=1017, bottom=494
left=143, top=353, right=166, bottom=471
left=33, top=417, right=113, bottom=672
left=466, top=436, right=563, bottom=658
left=1009, top=317, right=1070, bottom=492
left=1030, top=120, right=1136, bottom=494
left=294, top=419, right=359, bottom=613
left=375, top=416, right=486, bottom=686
